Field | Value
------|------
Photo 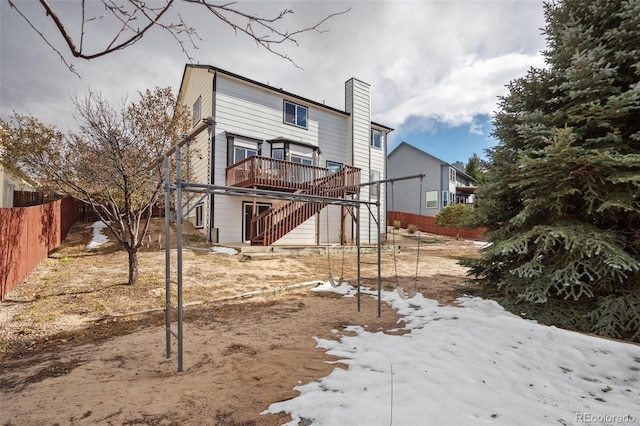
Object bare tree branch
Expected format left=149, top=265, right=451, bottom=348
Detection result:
left=7, top=0, right=350, bottom=72
left=183, top=1, right=350, bottom=68
left=7, top=0, right=80, bottom=77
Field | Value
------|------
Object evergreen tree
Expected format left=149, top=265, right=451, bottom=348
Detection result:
left=463, top=0, right=640, bottom=342
left=465, top=153, right=488, bottom=183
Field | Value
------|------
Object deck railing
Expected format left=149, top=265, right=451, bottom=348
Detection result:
left=226, top=156, right=343, bottom=191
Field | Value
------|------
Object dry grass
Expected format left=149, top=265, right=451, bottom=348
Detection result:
left=1, top=219, right=481, bottom=363
left=0, top=221, right=484, bottom=425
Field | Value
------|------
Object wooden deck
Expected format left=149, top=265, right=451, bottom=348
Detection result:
left=226, top=156, right=361, bottom=245
left=225, top=156, right=360, bottom=194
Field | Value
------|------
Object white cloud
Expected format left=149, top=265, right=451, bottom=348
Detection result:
left=1, top=0, right=547, bottom=139
left=377, top=52, right=544, bottom=128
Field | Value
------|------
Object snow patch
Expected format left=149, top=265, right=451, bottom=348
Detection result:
left=209, top=247, right=238, bottom=255
left=266, top=283, right=640, bottom=425
left=85, top=221, right=109, bottom=251
left=313, top=280, right=356, bottom=296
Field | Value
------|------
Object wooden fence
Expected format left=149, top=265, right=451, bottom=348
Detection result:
left=0, top=196, right=80, bottom=300
left=387, top=211, right=487, bottom=241
left=78, top=202, right=166, bottom=222
left=13, top=191, right=61, bottom=208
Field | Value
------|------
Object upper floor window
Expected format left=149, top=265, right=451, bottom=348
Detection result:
left=326, top=161, right=343, bottom=175
left=449, top=167, right=456, bottom=183
left=234, top=146, right=257, bottom=163
left=371, top=129, right=383, bottom=149
left=271, top=141, right=314, bottom=165
left=291, top=154, right=313, bottom=165
left=227, top=133, right=262, bottom=166
left=284, top=100, right=308, bottom=128
left=272, top=148, right=285, bottom=160
left=192, top=96, right=201, bottom=125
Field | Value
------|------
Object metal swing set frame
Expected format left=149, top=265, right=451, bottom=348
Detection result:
left=162, top=132, right=424, bottom=372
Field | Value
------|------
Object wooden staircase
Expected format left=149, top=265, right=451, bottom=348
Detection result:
left=250, top=166, right=360, bottom=245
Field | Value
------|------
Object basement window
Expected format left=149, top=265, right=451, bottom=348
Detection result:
left=195, top=203, right=203, bottom=228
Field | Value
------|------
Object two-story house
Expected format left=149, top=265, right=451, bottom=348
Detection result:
left=177, top=65, right=392, bottom=246
left=386, top=141, right=477, bottom=217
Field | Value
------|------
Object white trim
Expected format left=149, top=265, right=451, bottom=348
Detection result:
left=234, top=138, right=260, bottom=149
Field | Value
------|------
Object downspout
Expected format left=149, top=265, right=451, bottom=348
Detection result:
left=208, top=72, right=217, bottom=243
left=368, top=127, right=372, bottom=244
left=383, top=129, right=391, bottom=241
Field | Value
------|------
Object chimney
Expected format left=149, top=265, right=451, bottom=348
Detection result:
left=345, top=78, right=371, bottom=169
left=452, top=161, right=465, bottom=172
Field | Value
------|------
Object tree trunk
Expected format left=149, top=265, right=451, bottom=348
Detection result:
left=127, top=248, right=139, bottom=285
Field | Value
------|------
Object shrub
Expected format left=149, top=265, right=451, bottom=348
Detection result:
left=435, top=204, right=475, bottom=240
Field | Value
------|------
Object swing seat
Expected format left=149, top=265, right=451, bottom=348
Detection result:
left=395, top=285, right=417, bottom=300
left=328, top=275, right=343, bottom=288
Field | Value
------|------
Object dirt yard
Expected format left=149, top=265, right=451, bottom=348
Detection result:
left=0, top=220, right=482, bottom=425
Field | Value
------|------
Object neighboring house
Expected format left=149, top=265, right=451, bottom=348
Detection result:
left=0, top=163, right=37, bottom=208
left=176, top=65, right=392, bottom=246
left=386, top=142, right=477, bottom=216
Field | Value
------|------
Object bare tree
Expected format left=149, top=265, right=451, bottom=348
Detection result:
left=7, top=0, right=349, bottom=74
left=0, top=87, right=191, bottom=285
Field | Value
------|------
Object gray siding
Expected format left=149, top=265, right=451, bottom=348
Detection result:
left=387, top=143, right=444, bottom=216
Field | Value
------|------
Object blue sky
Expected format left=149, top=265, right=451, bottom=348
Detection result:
left=388, top=114, right=495, bottom=164
left=1, top=1, right=548, bottom=170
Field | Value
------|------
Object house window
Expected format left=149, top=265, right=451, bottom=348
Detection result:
left=326, top=161, right=342, bottom=175
left=227, top=134, right=262, bottom=166
left=426, top=190, right=438, bottom=209
left=371, top=129, right=383, bottom=149
left=195, top=203, right=204, bottom=228
left=192, top=96, right=201, bottom=125
left=449, top=167, right=456, bottom=183
left=284, top=100, right=308, bottom=128
left=291, top=155, right=313, bottom=165
left=271, top=142, right=315, bottom=166
left=442, top=190, right=448, bottom=208
left=289, top=144, right=314, bottom=165
left=272, top=148, right=285, bottom=160
left=234, top=146, right=257, bottom=163
left=370, top=170, right=381, bottom=198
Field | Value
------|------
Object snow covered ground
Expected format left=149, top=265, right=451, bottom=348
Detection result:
left=82, top=223, right=639, bottom=425
left=266, top=283, right=640, bottom=426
